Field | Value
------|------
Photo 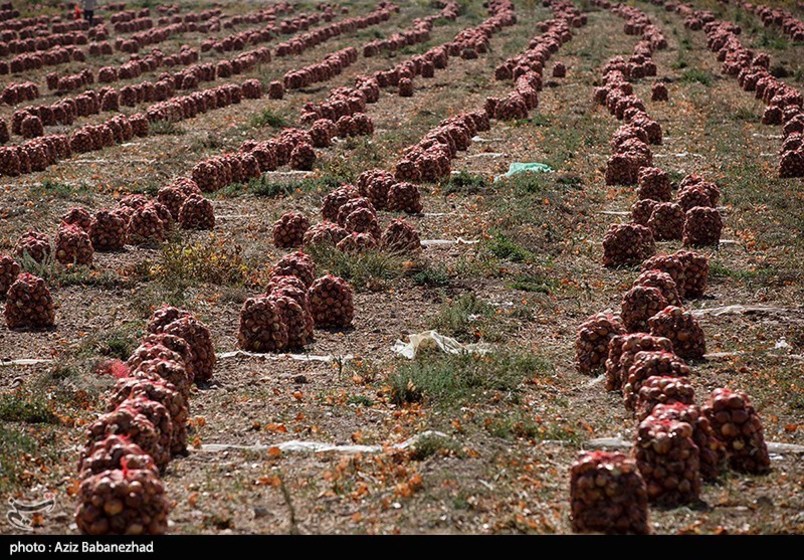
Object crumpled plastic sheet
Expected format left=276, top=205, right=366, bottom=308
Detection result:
left=392, top=330, right=492, bottom=359
left=200, top=430, right=452, bottom=454
left=217, top=350, right=353, bottom=363
left=494, top=162, right=553, bottom=182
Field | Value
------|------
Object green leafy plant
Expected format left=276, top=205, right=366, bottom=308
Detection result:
left=0, top=391, right=58, bottom=424
left=150, top=119, right=185, bottom=135
left=250, top=109, right=288, bottom=129
left=442, top=171, right=489, bottom=195
left=486, top=232, right=535, bottom=263
left=307, top=245, right=406, bottom=291
left=389, top=351, right=553, bottom=408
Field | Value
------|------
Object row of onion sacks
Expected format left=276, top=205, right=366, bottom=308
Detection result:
left=75, top=302, right=214, bottom=534
left=570, top=1, right=770, bottom=534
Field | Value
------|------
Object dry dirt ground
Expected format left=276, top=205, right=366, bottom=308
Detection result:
left=0, top=0, right=802, bottom=534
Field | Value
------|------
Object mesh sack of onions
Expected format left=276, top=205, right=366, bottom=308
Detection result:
left=623, top=350, right=690, bottom=413
left=702, top=388, right=770, bottom=474
left=635, top=416, right=701, bottom=506
left=575, top=312, right=625, bottom=375
left=647, top=306, right=706, bottom=361
left=569, top=451, right=649, bottom=534
left=75, top=466, right=170, bottom=535
left=605, top=333, right=674, bottom=393
left=650, top=402, right=726, bottom=481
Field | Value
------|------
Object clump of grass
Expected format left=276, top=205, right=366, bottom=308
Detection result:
left=485, top=412, right=584, bottom=445
left=356, top=137, right=387, bottom=167
left=759, top=32, right=788, bottom=50
left=150, top=119, right=185, bottom=135
left=214, top=182, right=249, bottom=198
left=530, top=114, right=552, bottom=126
left=508, top=272, right=555, bottom=294
left=485, top=412, right=540, bottom=439
left=498, top=172, right=550, bottom=196
left=127, top=178, right=164, bottom=196
left=328, top=136, right=386, bottom=175
left=709, top=262, right=779, bottom=286
left=411, top=263, right=451, bottom=287
left=48, top=363, right=81, bottom=382
left=732, top=107, right=757, bottom=122
left=389, top=351, right=553, bottom=408
left=307, top=245, right=405, bottom=291
left=190, top=131, right=226, bottom=153
left=680, top=68, right=713, bottom=86
left=102, top=333, right=136, bottom=360
left=0, top=391, right=58, bottom=424
left=430, top=293, right=495, bottom=341
left=129, top=282, right=190, bottom=320
left=247, top=177, right=308, bottom=198
left=442, top=171, right=489, bottom=195
left=409, top=433, right=462, bottom=460
left=18, top=253, right=124, bottom=289
left=250, top=108, right=288, bottom=129
left=672, top=56, right=688, bottom=70
left=399, top=43, right=431, bottom=56
left=95, top=329, right=140, bottom=360
left=486, top=232, right=534, bottom=263
left=710, top=262, right=753, bottom=280
left=555, top=174, right=584, bottom=189
left=33, top=179, right=89, bottom=199
left=0, top=425, right=37, bottom=492
left=347, top=395, right=374, bottom=407
left=151, top=233, right=248, bottom=290
left=318, top=155, right=359, bottom=183
left=667, top=170, right=685, bottom=185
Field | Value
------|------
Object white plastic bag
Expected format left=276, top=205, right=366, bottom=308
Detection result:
left=392, top=330, right=492, bottom=359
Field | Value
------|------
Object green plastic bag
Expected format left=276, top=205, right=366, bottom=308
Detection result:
left=494, top=162, right=553, bottom=182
